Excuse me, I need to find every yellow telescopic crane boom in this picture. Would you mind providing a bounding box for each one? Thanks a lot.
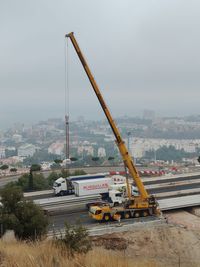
[65,32,149,201]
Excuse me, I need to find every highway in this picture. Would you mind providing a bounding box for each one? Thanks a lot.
[25,171,200,201]
[0,175,21,187]
[33,174,200,211]
[48,194,200,232]
[49,210,162,233]
[3,168,200,233]
[143,174,200,185]
[28,171,200,233]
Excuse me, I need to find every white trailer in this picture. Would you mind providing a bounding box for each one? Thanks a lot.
[53,173,107,196]
[73,178,112,197]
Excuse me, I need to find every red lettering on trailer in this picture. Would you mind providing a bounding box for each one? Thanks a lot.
[83,183,108,191]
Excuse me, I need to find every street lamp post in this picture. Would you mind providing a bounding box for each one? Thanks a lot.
[127,132,131,153]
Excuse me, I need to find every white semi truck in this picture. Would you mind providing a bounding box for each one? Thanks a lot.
[53,173,138,207]
[73,178,139,208]
[53,173,109,196]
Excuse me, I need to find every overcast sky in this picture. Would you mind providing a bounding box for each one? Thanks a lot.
[0,0,200,129]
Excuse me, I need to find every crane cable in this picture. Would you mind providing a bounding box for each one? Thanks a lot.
[64,37,70,161]
[64,38,70,116]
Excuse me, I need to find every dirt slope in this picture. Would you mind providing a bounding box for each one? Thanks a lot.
[92,215,200,267]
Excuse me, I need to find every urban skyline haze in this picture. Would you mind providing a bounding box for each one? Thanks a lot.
[1,1,200,129]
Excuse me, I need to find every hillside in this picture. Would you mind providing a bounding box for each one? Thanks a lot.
[1,213,200,267]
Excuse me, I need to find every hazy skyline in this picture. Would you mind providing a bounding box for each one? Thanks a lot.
[1,1,200,129]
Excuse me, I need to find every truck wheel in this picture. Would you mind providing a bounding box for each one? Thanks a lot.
[103,214,111,221]
[124,212,130,219]
[60,191,64,196]
[114,202,119,207]
[134,212,140,218]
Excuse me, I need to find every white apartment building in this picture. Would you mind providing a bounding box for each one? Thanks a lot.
[77,145,94,156]
[12,134,22,143]
[0,146,5,159]
[48,142,65,156]
[18,144,36,157]
[98,147,106,158]
[129,138,200,158]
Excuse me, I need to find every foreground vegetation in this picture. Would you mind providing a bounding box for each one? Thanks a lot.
[0,185,48,240]
[0,239,158,267]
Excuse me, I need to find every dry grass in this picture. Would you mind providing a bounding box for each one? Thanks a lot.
[0,236,198,267]
[0,239,159,267]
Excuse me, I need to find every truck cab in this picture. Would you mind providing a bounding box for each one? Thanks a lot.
[106,184,139,206]
[108,190,124,206]
[53,177,73,196]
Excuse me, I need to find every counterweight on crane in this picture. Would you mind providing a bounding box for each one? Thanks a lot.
[65,32,160,221]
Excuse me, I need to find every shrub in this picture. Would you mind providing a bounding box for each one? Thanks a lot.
[0,165,9,170]
[55,222,91,256]
[10,168,17,172]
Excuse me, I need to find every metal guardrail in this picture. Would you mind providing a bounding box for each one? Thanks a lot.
[34,194,101,209]
[48,217,166,238]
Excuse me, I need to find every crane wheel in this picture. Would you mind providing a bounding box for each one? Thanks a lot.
[124,212,130,219]
[103,214,111,221]
[134,212,140,218]
[142,211,149,217]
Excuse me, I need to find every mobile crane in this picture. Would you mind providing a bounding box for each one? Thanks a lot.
[65,32,160,221]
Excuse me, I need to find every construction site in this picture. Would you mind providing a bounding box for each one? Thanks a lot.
[1,1,200,267]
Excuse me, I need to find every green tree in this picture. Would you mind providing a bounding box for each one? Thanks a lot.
[48,172,59,186]
[29,164,42,191]
[0,165,9,170]
[72,170,86,176]
[54,159,63,164]
[50,162,61,170]
[108,156,115,165]
[0,186,48,240]
[14,201,48,240]
[15,174,27,190]
[1,185,23,213]
[92,157,99,162]
[56,222,91,256]
[10,168,17,173]
[31,173,49,190]
[59,169,70,178]
[30,164,41,172]
[9,173,49,192]
[70,157,78,162]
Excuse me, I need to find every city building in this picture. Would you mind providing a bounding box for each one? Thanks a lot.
[77,145,94,156]
[12,134,22,143]
[0,146,5,159]
[48,141,65,156]
[98,147,106,157]
[18,144,37,157]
